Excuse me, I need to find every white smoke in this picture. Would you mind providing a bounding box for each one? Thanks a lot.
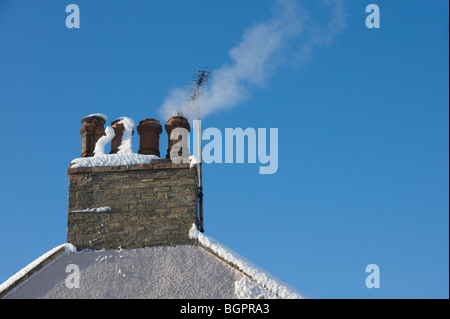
[158,0,347,120]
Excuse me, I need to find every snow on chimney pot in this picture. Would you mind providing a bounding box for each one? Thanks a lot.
[171,110,184,117]
[109,119,135,154]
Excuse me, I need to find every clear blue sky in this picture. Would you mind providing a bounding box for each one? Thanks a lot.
[0,0,448,299]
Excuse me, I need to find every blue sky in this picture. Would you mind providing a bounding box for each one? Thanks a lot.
[0,0,448,299]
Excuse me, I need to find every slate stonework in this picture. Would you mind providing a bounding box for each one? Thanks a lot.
[67,159,198,251]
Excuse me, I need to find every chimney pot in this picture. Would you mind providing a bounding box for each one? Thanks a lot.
[137,119,163,156]
[80,115,106,157]
[165,112,191,160]
[110,119,135,154]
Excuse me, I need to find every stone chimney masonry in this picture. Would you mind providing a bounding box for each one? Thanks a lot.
[67,114,199,251]
[67,160,198,251]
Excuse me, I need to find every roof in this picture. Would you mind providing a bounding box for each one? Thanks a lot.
[1,230,305,299]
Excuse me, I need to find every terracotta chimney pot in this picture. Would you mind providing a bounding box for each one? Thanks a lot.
[80,115,106,158]
[137,118,163,156]
[165,111,191,160]
[109,119,135,154]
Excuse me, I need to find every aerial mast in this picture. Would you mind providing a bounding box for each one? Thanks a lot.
[191,67,210,233]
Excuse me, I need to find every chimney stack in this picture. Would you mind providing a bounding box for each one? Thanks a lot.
[80,114,106,158]
[69,113,200,251]
[137,119,163,157]
[109,119,135,154]
[165,111,191,160]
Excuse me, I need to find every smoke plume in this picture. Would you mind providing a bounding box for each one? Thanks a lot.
[158,0,347,120]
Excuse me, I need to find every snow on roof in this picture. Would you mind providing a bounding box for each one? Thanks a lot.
[70,154,160,168]
[1,233,305,299]
[189,224,305,299]
[1,245,242,299]
[0,244,76,298]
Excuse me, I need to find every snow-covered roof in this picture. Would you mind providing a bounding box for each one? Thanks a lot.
[1,230,305,299]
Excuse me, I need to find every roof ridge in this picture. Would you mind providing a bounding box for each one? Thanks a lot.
[0,243,76,298]
[188,224,306,299]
